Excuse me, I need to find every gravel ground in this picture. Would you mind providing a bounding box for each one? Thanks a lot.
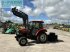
[0,28,70,52]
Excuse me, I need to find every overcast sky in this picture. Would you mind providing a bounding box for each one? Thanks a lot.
[0,0,70,24]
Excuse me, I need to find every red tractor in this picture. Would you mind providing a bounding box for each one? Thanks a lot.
[12,7,58,46]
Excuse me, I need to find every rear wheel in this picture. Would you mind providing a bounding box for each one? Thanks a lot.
[37,33,47,43]
[18,37,27,46]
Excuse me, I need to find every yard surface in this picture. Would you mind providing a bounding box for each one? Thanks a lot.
[0,28,70,52]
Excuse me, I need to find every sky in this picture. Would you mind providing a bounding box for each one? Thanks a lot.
[0,0,70,24]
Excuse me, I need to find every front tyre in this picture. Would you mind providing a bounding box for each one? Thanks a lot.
[37,33,47,43]
[18,37,27,46]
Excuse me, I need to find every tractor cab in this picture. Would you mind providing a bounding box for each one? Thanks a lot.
[28,21,44,36]
[29,21,44,30]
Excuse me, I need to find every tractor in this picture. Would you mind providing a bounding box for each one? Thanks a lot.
[11,7,58,46]
[2,22,16,34]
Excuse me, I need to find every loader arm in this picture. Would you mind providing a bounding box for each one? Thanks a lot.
[11,7,28,28]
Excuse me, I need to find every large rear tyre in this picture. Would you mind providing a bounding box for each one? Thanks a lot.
[37,33,47,43]
[18,37,27,46]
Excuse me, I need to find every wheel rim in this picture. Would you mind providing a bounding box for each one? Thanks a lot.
[40,34,47,42]
[21,39,26,44]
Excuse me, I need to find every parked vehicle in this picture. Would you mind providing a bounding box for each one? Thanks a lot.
[12,7,58,46]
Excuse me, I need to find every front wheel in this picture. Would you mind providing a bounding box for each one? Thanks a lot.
[18,37,28,46]
[37,33,47,43]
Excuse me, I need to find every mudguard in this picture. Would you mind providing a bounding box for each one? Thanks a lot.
[36,28,47,36]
